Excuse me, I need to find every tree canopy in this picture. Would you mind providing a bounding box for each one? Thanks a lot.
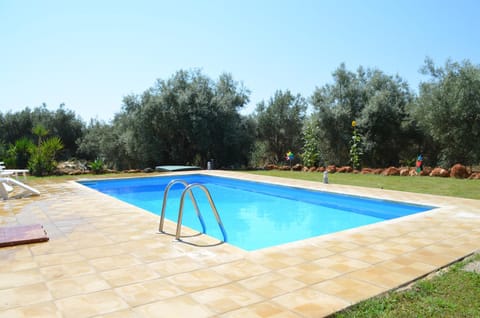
[413,58,480,167]
[2,58,480,174]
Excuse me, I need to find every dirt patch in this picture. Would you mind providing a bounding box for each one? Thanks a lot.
[463,260,480,273]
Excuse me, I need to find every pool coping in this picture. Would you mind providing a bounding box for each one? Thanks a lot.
[1,170,479,317]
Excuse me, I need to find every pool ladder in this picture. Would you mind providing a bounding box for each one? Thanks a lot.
[158,179,227,242]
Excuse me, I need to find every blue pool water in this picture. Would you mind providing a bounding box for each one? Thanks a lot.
[79,174,434,251]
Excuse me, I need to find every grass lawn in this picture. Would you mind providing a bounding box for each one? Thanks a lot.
[245,170,480,200]
[244,170,480,317]
[333,253,480,318]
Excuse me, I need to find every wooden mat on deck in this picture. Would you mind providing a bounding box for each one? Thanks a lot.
[0,224,49,247]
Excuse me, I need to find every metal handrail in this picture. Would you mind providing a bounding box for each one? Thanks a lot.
[158,179,206,234]
[175,183,227,242]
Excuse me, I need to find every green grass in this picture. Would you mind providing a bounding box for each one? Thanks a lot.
[332,254,480,318]
[242,170,480,317]
[245,170,480,200]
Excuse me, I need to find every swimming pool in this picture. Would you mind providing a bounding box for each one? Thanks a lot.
[79,174,434,251]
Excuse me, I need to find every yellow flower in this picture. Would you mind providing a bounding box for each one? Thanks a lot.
[352,120,356,127]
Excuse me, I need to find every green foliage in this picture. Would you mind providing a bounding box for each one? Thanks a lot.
[311,64,415,167]
[89,158,105,174]
[414,58,480,167]
[301,117,320,167]
[349,121,362,169]
[91,69,254,170]
[2,61,480,170]
[0,104,84,160]
[28,126,63,176]
[255,90,307,164]
[76,119,130,170]
[249,140,270,168]
[5,137,34,168]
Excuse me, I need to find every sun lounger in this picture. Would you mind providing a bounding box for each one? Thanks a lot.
[0,162,29,181]
[0,177,40,200]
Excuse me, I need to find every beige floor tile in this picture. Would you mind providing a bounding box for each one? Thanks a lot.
[210,259,270,281]
[147,255,205,277]
[130,246,184,263]
[272,288,350,317]
[134,295,214,317]
[238,272,306,298]
[2,171,480,318]
[0,301,60,318]
[0,269,44,289]
[344,266,414,290]
[40,260,96,280]
[377,255,438,278]
[95,309,139,318]
[29,238,76,256]
[77,245,127,259]
[278,244,336,261]
[311,254,371,274]
[278,263,342,285]
[34,251,86,267]
[191,283,265,314]
[404,247,467,267]
[340,247,396,264]
[55,290,129,318]
[0,283,52,310]
[0,257,37,273]
[100,264,160,287]
[0,245,32,261]
[114,278,184,307]
[246,251,305,270]
[89,254,142,272]
[218,301,302,318]
[312,276,385,303]
[314,239,360,253]
[46,274,111,299]
[166,268,231,293]
[367,240,418,255]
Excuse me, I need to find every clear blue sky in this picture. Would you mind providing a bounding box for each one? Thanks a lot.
[1,0,479,122]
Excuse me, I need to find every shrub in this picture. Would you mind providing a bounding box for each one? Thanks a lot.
[89,158,105,174]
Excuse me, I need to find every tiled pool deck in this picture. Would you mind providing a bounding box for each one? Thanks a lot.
[1,170,479,317]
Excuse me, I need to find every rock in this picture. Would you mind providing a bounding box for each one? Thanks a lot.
[361,168,373,174]
[423,166,433,175]
[337,166,353,173]
[143,167,154,173]
[430,167,449,177]
[400,168,410,176]
[308,167,317,172]
[124,169,141,173]
[409,169,418,176]
[316,167,325,172]
[382,167,400,176]
[326,165,337,173]
[56,160,89,175]
[292,164,303,171]
[373,168,384,175]
[468,172,480,180]
[450,164,469,179]
[264,164,277,170]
